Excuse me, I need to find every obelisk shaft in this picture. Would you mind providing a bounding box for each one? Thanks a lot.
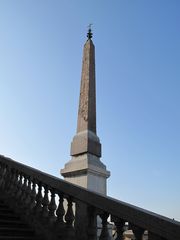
[77,39,96,134]
[70,39,101,157]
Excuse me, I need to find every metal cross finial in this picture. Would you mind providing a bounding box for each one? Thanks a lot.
[87,24,93,39]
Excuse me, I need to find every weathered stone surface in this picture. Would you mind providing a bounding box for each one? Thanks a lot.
[77,39,96,134]
[70,130,101,157]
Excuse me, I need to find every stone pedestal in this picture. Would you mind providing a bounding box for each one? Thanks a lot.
[61,152,110,195]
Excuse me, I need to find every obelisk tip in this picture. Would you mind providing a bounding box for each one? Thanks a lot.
[87,24,93,40]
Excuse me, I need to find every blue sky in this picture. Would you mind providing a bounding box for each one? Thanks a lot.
[0,1,179,220]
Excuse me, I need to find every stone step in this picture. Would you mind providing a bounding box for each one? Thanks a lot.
[0,219,27,227]
[0,212,20,220]
[0,237,42,240]
[0,196,43,240]
[0,208,14,214]
[0,203,9,209]
[0,227,35,237]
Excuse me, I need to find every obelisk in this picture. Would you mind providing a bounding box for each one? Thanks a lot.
[61,27,110,195]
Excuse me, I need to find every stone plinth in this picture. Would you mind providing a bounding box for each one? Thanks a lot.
[70,130,101,157]
[61,153,110,194]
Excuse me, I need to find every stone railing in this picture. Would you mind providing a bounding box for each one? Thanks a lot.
[0,155,179,240]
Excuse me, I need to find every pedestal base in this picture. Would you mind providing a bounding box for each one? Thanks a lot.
[60,153,110,195]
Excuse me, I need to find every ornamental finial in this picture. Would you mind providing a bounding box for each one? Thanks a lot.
[87,24,93,39]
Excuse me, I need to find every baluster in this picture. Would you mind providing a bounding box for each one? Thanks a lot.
[21,177,32,217]
[34,182,43,215]
[41,185,49,218]
[48,189,57,223]
[55,193,65,237]
[99,212,111,240]
[64,197,75,239]
[130,224,144,240]
[24,177,32,206]
[56,193,65,226]
[30,179,36,210]
[20,175,28,204]
[16,173,23,201]
[111,216,125,240]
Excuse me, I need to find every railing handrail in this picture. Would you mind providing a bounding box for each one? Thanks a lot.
[0,154,180,239]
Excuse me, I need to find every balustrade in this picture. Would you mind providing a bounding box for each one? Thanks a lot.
[0,155,179,240]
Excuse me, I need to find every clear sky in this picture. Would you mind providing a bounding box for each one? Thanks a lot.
[0,1,179,221]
